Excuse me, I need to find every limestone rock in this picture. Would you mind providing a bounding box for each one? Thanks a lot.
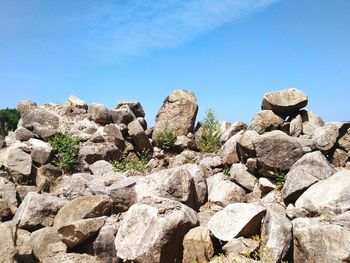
[15,127,36,141]
[314,122,340,151]
[116,101,145,118]
[282,151,335,202]
[182,226,215,263]
[54,195,112,228]
[88,103,111,124]
[30,227,67,262]
[0,221,16,263]
[208,203,266,241]
[258,177,276,194]
[221,130,244,165]
[153,90,198,139]
[293,217,350,263]
[16,185,39,202]
[229,163,257,192]
[300,110,324,135]
[102,124,125,149]
[13,192,67,230]
[36,164,62,192]
[114,196,198,262]
[16,229,33,261]
[261,88,308,116]
[28,138,53,164]
[6,147,32,175]
[295,169,350,214]
[254,130,303,177]
[247,110,284,134]
[58,216,106,248]
[207,173,246,207]
[127,119,152,154]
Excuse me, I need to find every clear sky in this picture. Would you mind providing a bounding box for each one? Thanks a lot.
[1,0,349,124]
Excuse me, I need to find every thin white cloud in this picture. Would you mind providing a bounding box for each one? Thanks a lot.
[76,0,280,60]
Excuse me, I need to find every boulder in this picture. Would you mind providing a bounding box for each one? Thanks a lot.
[220,121,247,144]
[258,177,276,194]
[79,142,121,164]
[261,88,308,116]
[260,209,292,262]
[229,163,257,192]
[89,160,115,176]
[127,119,152,154]
[32,122,58,141]
[13,192,67,230]
[16,185,39,202]
[58,216,106,248]
[289,114,303,137]
[43,253,104,263]
[253,130,303,177]
[339,128,350,152]
[54,195,112,228]
[295,169,350,214]
[28,138,53,164]
[223,237,259,258]
[220,130,244,165]
[237,130,260,162]
[17,99,37,116]
[15,127,36,141]
[102,124,125,149]
[330,148,349,167]
[314,122,340,151]
[207,173,246,207]
[116,101,145,118]
[59,173,94,199]
[88,103,111,124]
[6,147,32,175]
[114,196,198,262]
[30,227,67,262]
[21,108,59,130]
[208,203,266,241]
[247,110,284,134]
[182,226,215,263]
[68,95,87,109]
[110,105,136,125]
[282,151,335,202]
[152,90,198,139]
[36,164,62,192]
[0,221,16,262]
[300,110,324,135]
[293,217,350,263]
[0,177,18,215]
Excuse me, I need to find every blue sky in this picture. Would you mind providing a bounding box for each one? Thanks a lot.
[0,0,349,124]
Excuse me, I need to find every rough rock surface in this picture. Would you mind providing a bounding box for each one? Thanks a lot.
[248,110,284,134]
[229,163,256,192]
[300,110,324,135]
[314,122,340,151]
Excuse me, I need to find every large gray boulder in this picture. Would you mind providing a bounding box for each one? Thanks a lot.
[314,122,340,152]
[13,192,67,230]
[254,130,303,177]
[293,217,350,263]
[152,90,198,140]
[295,169,350,214]
[247,110,284,134]
[114,196,198,262]
[208,203,266,241]
[261,88,308,116]
[282,151,335,202]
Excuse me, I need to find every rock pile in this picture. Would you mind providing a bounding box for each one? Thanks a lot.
[0,88,349,263]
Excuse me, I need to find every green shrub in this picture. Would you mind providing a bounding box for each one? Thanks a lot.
[197,109,221,153]
[112,150,149,173]
[276,172,286,190]
[49,129,79,172]
[156,122,177,150]
[0,108,20,135]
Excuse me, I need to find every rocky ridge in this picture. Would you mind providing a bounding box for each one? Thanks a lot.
[0,88,349,263]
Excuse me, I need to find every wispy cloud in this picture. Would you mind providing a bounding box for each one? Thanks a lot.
[74,0,280,60]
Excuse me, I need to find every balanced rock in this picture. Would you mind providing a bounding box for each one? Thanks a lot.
[261,88,308,116]
[114,196,198,262]
[208,203,266,241]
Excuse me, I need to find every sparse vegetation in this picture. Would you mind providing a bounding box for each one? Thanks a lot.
[49,128,79,172]
[197,109,221,153]
[223,165,230,176]
[112,150,150,173]
[0,108,20,135]
[156,121,177,150]
[276,172,286,190]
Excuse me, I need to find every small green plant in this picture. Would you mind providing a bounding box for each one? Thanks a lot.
[197,109,221,153]
[276,172,286,190]
[223,165,230,176]
[49,129,79,172]
[112,150,149,173]
[0,108,20,135]
[156,121,177,150]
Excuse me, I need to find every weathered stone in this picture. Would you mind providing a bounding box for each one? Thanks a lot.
[13,192,67,230]
[36,164,62,192]
[88,103,111,124]
[0,221,16,262]
[137,117,147,130]
[207,173,246,207]
[295,169,350,214]
[54,195,112,228]
[43,253,104,263]
[28,138,53,164]
[16,228,33,261]
[0,199,12,220]
[229,163,256,192]
[59,173,94,199]
[254,130,303,177]
[258,177,276,194]
[21,108,59,130]
[330,148,349,167]
[79,142,121,164]
[223,237,259,258]
[114,196,198,262]
[198,202,222,228]
[314,122,339,151]
[16,185,39,202]
[174,135,195,151]
[237,130,260,162]
[221,130,244,165]
[282,151,335,202]
[116,101,145,118]
[182,226,215,263]
[261,88,308,116]
[15,127,36,141]
[127,119,152,154]
[68,95,87,109]
[293,217,350,263]
[32,122,58,141]
[30,227,67,262]
[199,156,223,169]
[89,160,115,176]
[297,134,316,153]
[0,177,17,215]
[58,216,106,248]
[220,121,247,144]
[260,209,292,262]
[339,128,350,152]
[153,90,198,140]
[102,124,125,149]
[6,147,32,175]
[289,114,302,137]
[248,110,284,134]
[110,105,136,125]
[300,110,324,135]
[208,203,266,241]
